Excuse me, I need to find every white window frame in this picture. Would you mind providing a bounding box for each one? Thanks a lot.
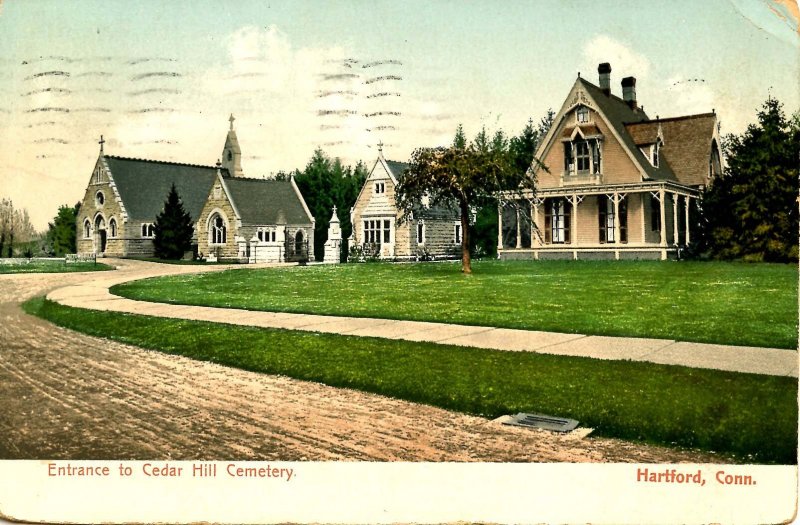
[552,200,567,243]
[363,218,391,245]
[83,219,91,239]
[374,181,386,194]
[576,106,589,123]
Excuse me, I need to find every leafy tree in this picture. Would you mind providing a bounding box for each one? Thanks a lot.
[46,202,81,256]
[397,126,536,274]
[0,199,37,257]
[698,98,799,262]
[294,149,367,261]
[153,184,194,260]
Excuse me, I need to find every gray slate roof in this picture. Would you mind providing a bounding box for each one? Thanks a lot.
[104,156,219,222]
[223,177,311,225]
[577,77,678,182]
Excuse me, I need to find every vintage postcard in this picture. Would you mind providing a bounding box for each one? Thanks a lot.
[0,0,798,523]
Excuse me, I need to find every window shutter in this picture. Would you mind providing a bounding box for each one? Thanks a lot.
[564,143,571,171]
[620,200,628,243]
[544,201,552,244]
[564,200,571,244]
[598,196,607,243]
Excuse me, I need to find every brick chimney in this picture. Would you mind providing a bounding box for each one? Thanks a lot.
[598,63,611,96]
[621,76,637,109]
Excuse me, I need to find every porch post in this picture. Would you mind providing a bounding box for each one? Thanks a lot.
[659,188,667,247]
[672,192,679,245]
[640,193,646,244]
[613,192,620,245]
[497,200,503,252]
[684,196,691,245]
[515,203,522,249]
[570,195,579,247]
[531,200,537,247]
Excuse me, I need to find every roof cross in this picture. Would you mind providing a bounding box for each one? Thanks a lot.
[99,135,105,154]
[377,140,384,155]
[229,114,235,131]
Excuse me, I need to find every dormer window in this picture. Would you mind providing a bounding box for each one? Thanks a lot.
[564,138,602,175]
[652,139,662,168]
[576,106,589,123]
[375,182,386,194]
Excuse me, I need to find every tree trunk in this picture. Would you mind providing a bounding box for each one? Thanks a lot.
[460,200,471,274]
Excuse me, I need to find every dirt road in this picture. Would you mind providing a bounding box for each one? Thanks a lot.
[0,262,720,462]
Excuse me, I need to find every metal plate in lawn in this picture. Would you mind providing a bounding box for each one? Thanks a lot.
[501,412,579,432]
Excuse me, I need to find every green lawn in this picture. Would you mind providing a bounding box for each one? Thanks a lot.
[23,296,798,463]
[0,260,113,274]
[113,260,798,349]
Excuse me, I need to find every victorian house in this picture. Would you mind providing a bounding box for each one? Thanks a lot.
[498,63,723,260]
[76,116,315,262]
[349,146,462,260]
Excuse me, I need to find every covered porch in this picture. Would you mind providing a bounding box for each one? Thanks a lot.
[497,181,700,261]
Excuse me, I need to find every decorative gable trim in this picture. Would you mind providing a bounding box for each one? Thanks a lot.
[215,172,242,227]
[98,156,129,223]
[290,175,315,223]
[533,78,650,180]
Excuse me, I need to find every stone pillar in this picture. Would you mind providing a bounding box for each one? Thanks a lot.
[515,204,522,249]
[685,196,691,246]
[323,206,342,264]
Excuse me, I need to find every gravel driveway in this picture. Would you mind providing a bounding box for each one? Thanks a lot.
[0,262,720,462]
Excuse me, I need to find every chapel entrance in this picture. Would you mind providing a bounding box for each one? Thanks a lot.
[94,215,107,254]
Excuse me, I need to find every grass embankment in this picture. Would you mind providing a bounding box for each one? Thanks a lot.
[24,297,798,463]
[113,260,798,349]
[0,260,113,274]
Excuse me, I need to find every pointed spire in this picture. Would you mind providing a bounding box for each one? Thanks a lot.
[330,205,339,223]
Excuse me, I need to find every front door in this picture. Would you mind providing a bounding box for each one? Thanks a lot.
[99,229,107,253]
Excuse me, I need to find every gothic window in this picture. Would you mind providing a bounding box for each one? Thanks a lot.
[141,223,155,238]
[109,218,117,238]
[210,214,226,244]
[95,191,105,206]
[94,168,102,184]
[417,222,425,245]
[544,198,570,244]
[83,219,91,239]
[257,228,276,242]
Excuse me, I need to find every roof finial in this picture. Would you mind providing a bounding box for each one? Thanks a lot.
[229,114,235,131]
[377,140,384,156]
[99,134,105,154]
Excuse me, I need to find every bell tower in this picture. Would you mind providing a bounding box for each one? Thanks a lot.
[221,114,243,177]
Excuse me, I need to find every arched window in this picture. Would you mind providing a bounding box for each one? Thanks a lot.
[84,219,91,239]
[95,191,105,206]
[109,218,117,238]
[141,223,155,238]
[210,214,227,244]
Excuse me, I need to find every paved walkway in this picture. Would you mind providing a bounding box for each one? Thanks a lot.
[45,258,798,378]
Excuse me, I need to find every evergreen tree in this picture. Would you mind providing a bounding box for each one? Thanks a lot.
[46,202,80,256]
[698,98,799,262]
[153,184,194,260]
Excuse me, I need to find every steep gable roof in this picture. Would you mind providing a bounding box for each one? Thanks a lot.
[575,77,678,182]
[104,156,220,222]
[222,176,312,225]
[658,113,717,187]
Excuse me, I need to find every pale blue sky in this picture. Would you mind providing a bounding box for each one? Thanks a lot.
[0,0,797,228]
